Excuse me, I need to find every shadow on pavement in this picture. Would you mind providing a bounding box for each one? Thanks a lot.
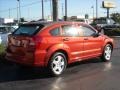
[0,58,103,83]
[68,58,102,68]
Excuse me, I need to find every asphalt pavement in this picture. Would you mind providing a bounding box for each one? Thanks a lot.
[0,37,120,90]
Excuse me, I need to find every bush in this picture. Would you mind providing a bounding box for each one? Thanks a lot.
[0,44,5,60]
[0,44,5,53]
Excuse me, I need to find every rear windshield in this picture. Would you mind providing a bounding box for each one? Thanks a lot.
[13,24,44,36]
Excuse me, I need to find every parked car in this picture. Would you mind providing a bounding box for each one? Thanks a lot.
[91,18,120,32]
[76,19,91,24]
[0,25,16,45]
[5,21,114,76]
[12,25,18,29]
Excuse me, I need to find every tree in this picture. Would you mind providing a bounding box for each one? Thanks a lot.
[111,13,120,23]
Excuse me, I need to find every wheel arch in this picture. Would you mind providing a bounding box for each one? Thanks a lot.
[106,42,113,50]
[51,49,69,63]
[104,41,114,52]
[103,38,114,51]
[47,49,68,76]
[45,48,70,67]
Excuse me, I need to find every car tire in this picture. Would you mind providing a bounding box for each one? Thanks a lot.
[48,52,67,76]
[101,44,112,62]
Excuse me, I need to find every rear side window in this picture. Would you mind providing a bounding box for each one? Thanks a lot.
[50,28,60,36]
[13,25,44,36]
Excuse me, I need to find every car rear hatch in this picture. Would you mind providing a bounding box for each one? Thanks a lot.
[8,35,35,55]
[6,24,45,64]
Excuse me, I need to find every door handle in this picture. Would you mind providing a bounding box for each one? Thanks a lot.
[63,38,69,41]
[84,38,88,40]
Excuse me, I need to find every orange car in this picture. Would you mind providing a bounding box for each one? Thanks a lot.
[5,21,114,76]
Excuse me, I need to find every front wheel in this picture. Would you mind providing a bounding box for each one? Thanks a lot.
[48,52,67,76]
[101,44,112,62]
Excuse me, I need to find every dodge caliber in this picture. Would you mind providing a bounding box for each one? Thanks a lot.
[5,21,114,76]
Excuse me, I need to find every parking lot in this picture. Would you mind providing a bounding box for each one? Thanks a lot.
[0,37,119,90]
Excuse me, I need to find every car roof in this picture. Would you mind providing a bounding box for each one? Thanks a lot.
[21,21,87,27]
[21,21,53,26]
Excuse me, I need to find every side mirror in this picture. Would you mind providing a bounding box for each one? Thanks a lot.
[93,32,100,37]
[95,26,102,33]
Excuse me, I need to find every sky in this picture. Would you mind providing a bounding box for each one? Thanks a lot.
[0,0,120,20]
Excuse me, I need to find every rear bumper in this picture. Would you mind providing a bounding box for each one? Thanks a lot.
[5,52,34,66]
[5,50,47,67]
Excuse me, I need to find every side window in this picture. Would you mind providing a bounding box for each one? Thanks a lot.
[81,26,96,36]
[78,26,84,36]
[50,28,60,36]
[62,25,79,37]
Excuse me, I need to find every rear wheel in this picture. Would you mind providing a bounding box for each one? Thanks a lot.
[48,52,67,76]
[101,44,112,62]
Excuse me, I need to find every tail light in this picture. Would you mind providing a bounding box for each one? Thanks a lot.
[7,34,12,46]
[29,38,36,46]
[27,36,42,52]
[27,37,36,52]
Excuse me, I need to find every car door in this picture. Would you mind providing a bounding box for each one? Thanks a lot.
[79,25,103,58]
[62,24,84,62]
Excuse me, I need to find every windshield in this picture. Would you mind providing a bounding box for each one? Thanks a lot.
[13,25,44,36]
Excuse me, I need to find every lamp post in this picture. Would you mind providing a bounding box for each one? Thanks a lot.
[41,0,44,20]
[64,0,67,21]
[17,0,21,23]
[62,3,64,18]
[91,6,94,19]
[50,0,52,20]
[9,8,11,18]
[107,8,110,18]
[96,0,98,18]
